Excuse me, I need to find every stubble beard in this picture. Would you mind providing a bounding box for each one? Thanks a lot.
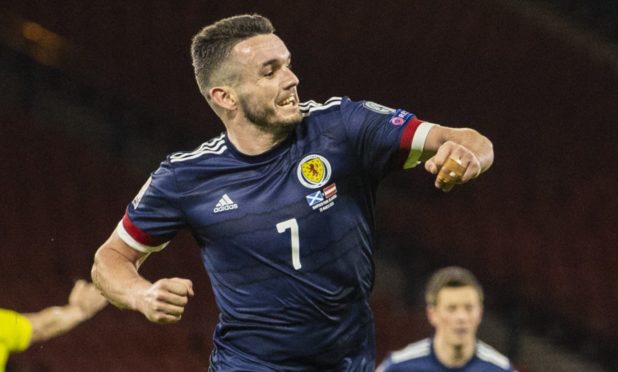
[240,97,302,138]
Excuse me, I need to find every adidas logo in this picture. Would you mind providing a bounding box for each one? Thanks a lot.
[213,194,238,213]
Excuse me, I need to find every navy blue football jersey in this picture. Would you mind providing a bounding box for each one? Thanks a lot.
[377,338,515,372]
[117,97,434,370]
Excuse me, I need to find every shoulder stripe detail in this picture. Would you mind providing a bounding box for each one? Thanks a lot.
[298,99,319,108]
[170,134,227,163]
[298,96,342,108]
[324,96,342,104]
[390,338,431,363]
[476,341,511,370]
[299,97,342,114]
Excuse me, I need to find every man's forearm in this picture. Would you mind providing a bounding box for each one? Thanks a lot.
[91,245,150,312]
[25,305,88,343]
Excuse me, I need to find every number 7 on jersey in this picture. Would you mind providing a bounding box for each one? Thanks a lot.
[276,218,302,270]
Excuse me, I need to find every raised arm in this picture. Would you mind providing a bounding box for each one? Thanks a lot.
[420,124,494,192]
[91,230,194,324]
[24,280,107,343]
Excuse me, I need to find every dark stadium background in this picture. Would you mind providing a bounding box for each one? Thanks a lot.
[0,1,616,371]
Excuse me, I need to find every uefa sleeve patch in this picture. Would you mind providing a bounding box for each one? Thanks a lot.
[389,109,414,126]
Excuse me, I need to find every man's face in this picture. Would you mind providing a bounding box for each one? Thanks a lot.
[228,33,302,135]
[427,286,483,348]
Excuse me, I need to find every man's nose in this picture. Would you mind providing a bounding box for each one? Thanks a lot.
[453,308,469,320]
[282,67,299,89]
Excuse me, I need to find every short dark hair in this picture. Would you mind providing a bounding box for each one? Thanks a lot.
[424,266,484,306]
[191,14,275,95]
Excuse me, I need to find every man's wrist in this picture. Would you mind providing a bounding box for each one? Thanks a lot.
[128,279,151,313]
[63,304,90,323]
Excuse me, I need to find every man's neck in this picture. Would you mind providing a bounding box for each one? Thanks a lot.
[433,335,476,368]
[225,123,290,156]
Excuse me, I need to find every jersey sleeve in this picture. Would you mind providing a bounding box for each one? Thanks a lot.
[339,97,435,178]
[0,308,33,353]
[117,159,186,253]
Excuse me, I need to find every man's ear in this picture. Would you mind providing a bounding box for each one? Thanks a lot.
[209,86,237,111]
[479,305,484,324]
[426,305,437,327]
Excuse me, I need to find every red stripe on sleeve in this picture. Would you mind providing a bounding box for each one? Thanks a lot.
[391,117,423,169]
[399,117,423,151]
[122,212,166,247]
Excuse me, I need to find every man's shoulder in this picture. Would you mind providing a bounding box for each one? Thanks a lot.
[299,96,403,132]
[389,338,432,364]
[475,340,514,371]
[142,133,230,192]
[167,133,229,166]
[299,96,345,118]
[378,338,433,372]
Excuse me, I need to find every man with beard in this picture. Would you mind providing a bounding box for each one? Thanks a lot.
[91,14,494,371]
[377,267,515,371]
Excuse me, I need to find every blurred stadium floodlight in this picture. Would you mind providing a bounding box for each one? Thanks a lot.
[0,10,76,70]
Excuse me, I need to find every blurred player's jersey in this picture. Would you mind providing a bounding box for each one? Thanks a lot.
[119,97,433,370]
[377,338,515,372]
[0,309,32,371]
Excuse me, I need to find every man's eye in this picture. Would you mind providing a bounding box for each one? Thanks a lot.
[264,71,274,77]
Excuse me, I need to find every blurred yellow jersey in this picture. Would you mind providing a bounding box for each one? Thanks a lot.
[0,308,32,372]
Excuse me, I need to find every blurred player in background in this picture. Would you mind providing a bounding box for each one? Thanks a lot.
[91,14,494,370]
[0,280,107,371]
[377,267,515,371]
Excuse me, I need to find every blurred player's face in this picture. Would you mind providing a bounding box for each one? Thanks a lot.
[427,286,482,349]
[229,34,302,135]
